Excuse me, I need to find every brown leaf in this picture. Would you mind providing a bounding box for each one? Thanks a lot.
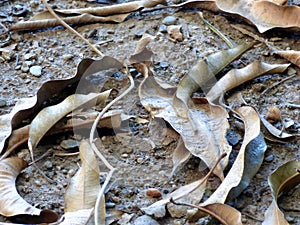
[28,91,111,152]
[202,106,261,205]
[59,208,94,225]
[0,56,123,156]
[139,75,231,180]
[0,157,58,223]
[276,50,300,68]
[262,160,300,225]
[10,0,166,31]
[129,33,155,63]
[206,61,289,102]
[216,0,300,33]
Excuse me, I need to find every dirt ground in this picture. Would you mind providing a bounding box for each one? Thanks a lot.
[0,0,299,224]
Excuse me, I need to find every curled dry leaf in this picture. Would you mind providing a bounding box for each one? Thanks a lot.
[0,157,58,223]
[0,56,123,156]
[206,61,290,102]
[202,106,261,205]
[276,50,300,68]
[28,91,111,152]
[129,33,155,63]
[262,160,300,225]
[59,208,94,225]
[10,0,166,31]
[139,75,231,180]
[174,43,254,116]
[64,140,105,224]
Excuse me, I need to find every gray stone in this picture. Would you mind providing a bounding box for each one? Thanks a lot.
[0,98,7,107]
[159,24,167,33]
[134,215,160,225]
[264,154,274,162]
[21,63,29,73]
[30,65,42,77]
[60,139,80,149]
[134,29,145,38]
[162,16,177,25]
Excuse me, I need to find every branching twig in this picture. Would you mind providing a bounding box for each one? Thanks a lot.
[260,74,296,96]
[90,74,134,225]
[41,0,105,57]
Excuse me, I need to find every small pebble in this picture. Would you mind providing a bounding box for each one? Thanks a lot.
[158,24,167,33]
[111,196,121,204]
[44,160,53,169]
[146,188,162,198]
[121,153,128,158]
[162,16,177,25]
[160,61,168,69]
[21,63,29,73]
[0,57,5,63]
[287,67,296,76]
[167,25,183,42]
[134,215,160,225]
[266,106,282,122]
[105,202,116,208]
[60,139,80,149]
[24,52,36,60]
[136,157,143,164]
[61,54,73,61]
[0,98,7,107]
[134,29,145,38]
[68,169,76,176]
[286,215,294,222]
[264,154,274,162]
[34,180,42,187]
[30,65,42,77]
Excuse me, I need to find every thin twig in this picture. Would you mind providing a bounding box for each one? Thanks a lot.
[198,12,235,48]
[41,0,105,57]
[260,74,296,96]
[90,74,134,225]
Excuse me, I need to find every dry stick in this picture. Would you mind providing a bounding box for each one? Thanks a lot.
[41,0,104,57]
[90,75,134,225]
[260,74,296,95]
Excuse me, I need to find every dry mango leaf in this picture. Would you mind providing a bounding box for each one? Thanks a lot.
[139,75,230,180]
[28,91,111,152]
[143,153,225,218]
[174,42,254,115]
[0,157,58,223]
[262,160,300,225]
[64,140,105,223]
[10,0,166,31]
[215,0,300,33]
[276,50,300,68]
[206,61,290,102]
[0,56,123,156]
[60,208,94,225]
[202,106,261,205]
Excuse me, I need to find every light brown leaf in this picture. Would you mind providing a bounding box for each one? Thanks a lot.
[276,50,300,68]
[139,75,231,180]
[206,61,289,102]
[10,0,166,31]
[202,106,260,205]
[216,0,300,33]
[129,33,155,63]
[60,208,93,225]
[28,91,111,152]
[0,56,123,156]
[262,160,300,225]
[0,157,58,223]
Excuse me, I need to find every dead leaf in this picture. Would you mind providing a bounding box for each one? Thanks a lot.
[167,25,183,42]
[28,91,111,152]
[0,56,123,156]
[202,106,261,205]
[276,50,300,68]
[170,137,191,179]
[60,208,94,225]
[262,160,300,225]
[10,0,166,31]
[0,157,58,223]
[266,106,282,123]
[206,61,290,102]
[174,43,254,115]
[129,33,155,63]
[139,75,231,180]
[64,140,105,224]
[143,153,225,218]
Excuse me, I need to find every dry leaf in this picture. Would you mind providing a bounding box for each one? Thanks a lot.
[60,208,94,225]
[10,0,166,31]
[28,91,111,152]
[202,106,261,205]
[0,56,123,156]
[64,140,105,224]
[174,43,254,115]
[170,137,191,179]
[139,75,231,180]
[262,160,300,225]
[276,50,300,68]
[129,33,155,63]
[206,61,290,102]
[0,157,58,223]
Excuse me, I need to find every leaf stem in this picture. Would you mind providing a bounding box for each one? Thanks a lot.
[41,0,105,57]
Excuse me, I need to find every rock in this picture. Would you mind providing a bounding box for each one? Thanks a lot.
[60,139,80,149]
[21,63,29,73]
[30,65,42,77]
[105,202,115,208]
[0,98,7,107]
[160,61,168,69]
[24,52,36,60]
[226,130,241,146]
[264,154,274,162]
[162,16,177,25]
[134,215,160,225]
[44,160,53,170]
[61,54,73,61]
[146,188,162,198]
[159,24,167,33]
[134,29,145,38]
[266,106,282,122]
